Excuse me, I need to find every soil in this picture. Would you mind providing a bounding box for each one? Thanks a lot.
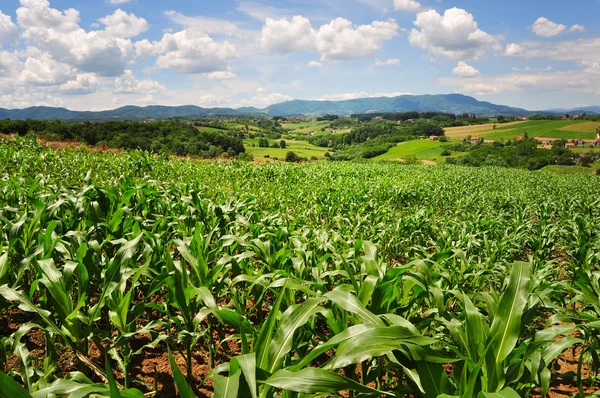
[1,307,599,397]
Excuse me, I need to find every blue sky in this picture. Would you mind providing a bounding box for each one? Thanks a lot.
[0,0,599,111]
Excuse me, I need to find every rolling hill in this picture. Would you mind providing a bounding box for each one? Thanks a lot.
[0,94,595,120]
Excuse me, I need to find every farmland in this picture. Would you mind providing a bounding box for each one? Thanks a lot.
[244,138,328,160]
[446,120,600,142]
[1,136,600,397]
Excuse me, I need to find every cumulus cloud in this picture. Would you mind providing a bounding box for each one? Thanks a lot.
[452,61,480,78]
[100,9,149,38]
[584,63,600,74]
[374,58,400,66]
[114,69,165,93]
[261,16,317,53]
[532,17,566,37]
[505,43,526,56]
[16,0,137,76]
[135,29,238,74]
[308,60,322,67]
[570,24,585,33]
[0,11,19,44]
[261,15,399,60]
[503,37,600,68]
[59,73,100,94]
[108,0,131,4]
[409,8,498,60]
[393,0,421,12]
[206,69,236,80]
[440,67,600,96]
[238,92,293,108]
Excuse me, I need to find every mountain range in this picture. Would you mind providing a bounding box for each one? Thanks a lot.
[0,94,595,120]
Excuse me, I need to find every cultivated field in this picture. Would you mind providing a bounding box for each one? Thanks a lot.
[244,138,328,160]
[444,121,526,139]
[445,120,600,142]
[1,137,600,397]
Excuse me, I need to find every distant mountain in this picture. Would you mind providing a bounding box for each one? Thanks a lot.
[0,105,263,121]
[264,94,531,116]
[0,94,596,120]
[543,106,600,115]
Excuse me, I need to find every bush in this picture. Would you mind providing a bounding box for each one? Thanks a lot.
[405,155,419,165]
[441,149,451,156]
[279,140,287,149]
[439,136,449,143]
[286,151,301,163]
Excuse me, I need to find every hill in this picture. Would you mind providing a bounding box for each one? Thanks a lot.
[0,94,597,120]
[264,94,531,116]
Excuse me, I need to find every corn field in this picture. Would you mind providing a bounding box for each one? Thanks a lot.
[1,137,600,397]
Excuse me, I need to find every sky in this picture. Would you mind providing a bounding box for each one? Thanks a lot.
[0,0,599,111]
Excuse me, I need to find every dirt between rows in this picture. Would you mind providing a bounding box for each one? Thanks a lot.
[0,307,598,397]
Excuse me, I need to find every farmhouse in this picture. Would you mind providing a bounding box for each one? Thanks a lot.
[429,135,440,141]
[565,143,575,148]
[470,137,481,144]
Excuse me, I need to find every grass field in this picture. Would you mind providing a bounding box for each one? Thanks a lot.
[283,121,331,133]
[244,138,328,160]
[541,163,600,175]
[373,139,443,160]
[373,139,469,163]
[444,122,525,139]
[445,120,600,141]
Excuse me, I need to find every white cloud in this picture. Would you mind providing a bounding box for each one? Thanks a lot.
[206,69,236,80]
[308,60,322,67]
[237,1,292,22]
[99,9,149,38]
[17,50,74,86]
[135,29,238,74]
[374,58,400,66]
[59,73,99,94]
[319,91,410,101]
[393,0,421,12]
[452,61,480,78]
[108,0,131,4]
[409,8,498,60]
[570,24,585,33]
[238,92,293,108]
[163,11,251,38]
[532,17,566,37]
[261,16,316,54]
[505,43,526,56]
[503,37,600,67]
[0,50,22,77]
[0,11,19,44]
[585,63,600,74]
[261,15,398,60]
[196,94,233,107]
[440,68,600,96]
[114,70,165,93]
[16,0,136,76]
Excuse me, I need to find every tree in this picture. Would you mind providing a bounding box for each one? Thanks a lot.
[285,151,300,163]
[497,115,506,122]
[279,140,287,149]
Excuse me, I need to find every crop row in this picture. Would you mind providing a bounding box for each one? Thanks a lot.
[0,137,599,397]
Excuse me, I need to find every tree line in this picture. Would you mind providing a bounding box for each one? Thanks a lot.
[0,119,246,158]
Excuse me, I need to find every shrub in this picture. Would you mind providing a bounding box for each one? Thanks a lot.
[286,151,301,163]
